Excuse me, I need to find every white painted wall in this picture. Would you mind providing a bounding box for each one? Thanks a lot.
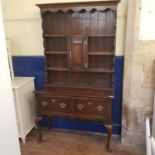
[139,0,155,40]
[0,1,21,155]
[2,0,127,56]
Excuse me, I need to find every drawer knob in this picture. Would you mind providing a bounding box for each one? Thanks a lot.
[51,99,56,103]
[88,102,93,106]
[60,102,66,109]
[97,105,104,111]
[77,104,84,110]
[41,101,48,107]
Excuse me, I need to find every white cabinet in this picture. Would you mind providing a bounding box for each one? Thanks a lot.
[12,77,36,143]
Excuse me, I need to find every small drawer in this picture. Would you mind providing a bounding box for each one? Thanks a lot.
[74,99,109,115]
[38,96,72,113]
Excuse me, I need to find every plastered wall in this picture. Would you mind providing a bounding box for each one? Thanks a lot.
[2,0,127,56]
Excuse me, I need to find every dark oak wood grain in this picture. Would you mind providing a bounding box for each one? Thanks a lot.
[36,1,118,152]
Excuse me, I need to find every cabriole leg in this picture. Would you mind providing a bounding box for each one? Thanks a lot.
[105,124,112,152]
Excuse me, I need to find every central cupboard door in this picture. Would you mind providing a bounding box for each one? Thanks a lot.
[69,36,88,70]
[69,35,84,70]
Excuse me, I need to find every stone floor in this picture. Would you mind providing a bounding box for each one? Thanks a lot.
[20,129,139,155]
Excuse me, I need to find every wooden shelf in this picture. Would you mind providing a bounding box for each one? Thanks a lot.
[89,52,114,56]
[44,34,66,37]
[87,68,114,73]
[45,51,67,55]
[45,84,114,92]
[44,34,115,37]
[46,67,68,71]
[46,67,113,73]
[88,34,115,37]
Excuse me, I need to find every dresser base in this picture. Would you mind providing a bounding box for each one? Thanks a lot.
[35,117,112,152]
[35,86,113,152]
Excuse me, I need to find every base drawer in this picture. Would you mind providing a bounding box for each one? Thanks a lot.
[38,96,72,113]
[74,98,110,115]
[36,94,112,123]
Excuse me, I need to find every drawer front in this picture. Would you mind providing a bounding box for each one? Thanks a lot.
[74,99,109,115]
[38,96,72,113]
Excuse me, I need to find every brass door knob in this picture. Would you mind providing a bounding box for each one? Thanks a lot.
[88,102,93,106]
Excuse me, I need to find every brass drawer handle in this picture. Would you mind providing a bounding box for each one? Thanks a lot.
[88,102,93,106]
[60,102,66,109]
[84,63,88,69]
[41,101,48,107]
[97,105,104,111]
[51,99,56,103]
[77,104,84,110]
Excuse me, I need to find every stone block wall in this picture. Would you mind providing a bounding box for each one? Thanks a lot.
[122,0,155,153]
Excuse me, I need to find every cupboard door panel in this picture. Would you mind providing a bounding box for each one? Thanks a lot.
[70,36,83,70]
